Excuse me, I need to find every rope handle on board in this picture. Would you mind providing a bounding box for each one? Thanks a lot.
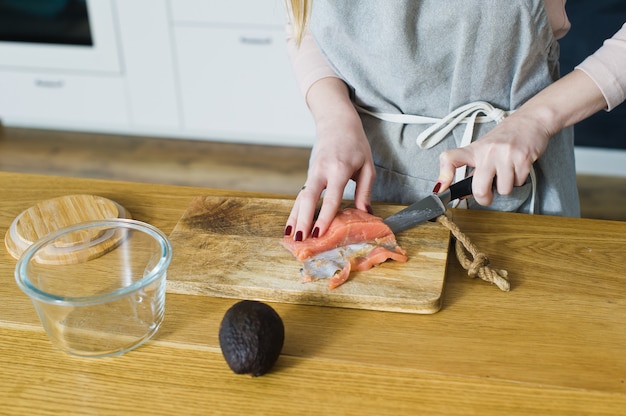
[436,213,510,291]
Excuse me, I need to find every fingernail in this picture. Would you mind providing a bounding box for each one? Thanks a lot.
[295,231,303,242]
[366,204,373,214]
[432,182,442,194]
[311,227,319,238]
[284,225,292,236]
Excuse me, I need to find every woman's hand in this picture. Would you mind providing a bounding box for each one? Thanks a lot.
[437,112,551,205]
[436,69,608,205]
[285,78,376,241]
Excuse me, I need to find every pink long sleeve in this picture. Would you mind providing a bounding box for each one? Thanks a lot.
[544,0,571,39]
[285,22,339,100]
[575,23,626,111]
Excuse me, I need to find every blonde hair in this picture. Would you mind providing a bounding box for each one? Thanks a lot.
[287,0,311,45]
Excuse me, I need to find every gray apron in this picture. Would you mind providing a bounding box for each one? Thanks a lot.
[309,0,580,216]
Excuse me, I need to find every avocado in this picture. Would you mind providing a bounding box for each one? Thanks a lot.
[218,300,285,377]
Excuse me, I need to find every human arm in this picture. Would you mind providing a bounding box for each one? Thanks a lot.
[285,16,339,97]
[436,23,626,206]
[283,20,377,241]
[284,77,376,241]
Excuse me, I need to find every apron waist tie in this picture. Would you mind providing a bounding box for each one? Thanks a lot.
[357,100,511,148]
[356,101,537,213]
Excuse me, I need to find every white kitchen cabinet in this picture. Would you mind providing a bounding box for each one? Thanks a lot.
[173,25,314,146]
[116,0,180,129]
[169,0,285,26]
[0,71,129,128]
[0,0,315,147]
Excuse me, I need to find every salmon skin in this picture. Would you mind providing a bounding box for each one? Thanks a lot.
[282,208,408,289]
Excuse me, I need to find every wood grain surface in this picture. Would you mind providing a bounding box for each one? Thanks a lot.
[2,173,626,416]
[4,194,131,262]
[167,196,450,313]
[2,126,624,221]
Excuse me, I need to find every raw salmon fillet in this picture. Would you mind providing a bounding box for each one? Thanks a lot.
[282,208,408,289]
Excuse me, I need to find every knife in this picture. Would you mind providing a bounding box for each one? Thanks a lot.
[383,176,475,234]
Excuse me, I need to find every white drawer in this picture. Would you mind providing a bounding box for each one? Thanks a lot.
[173,26,314,145]
[169,0,286,26]
[0,71,129,127]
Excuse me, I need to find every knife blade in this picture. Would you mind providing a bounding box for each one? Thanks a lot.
[383,176,474,234]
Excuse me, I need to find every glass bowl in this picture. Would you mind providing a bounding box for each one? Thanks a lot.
[15,218,172,358]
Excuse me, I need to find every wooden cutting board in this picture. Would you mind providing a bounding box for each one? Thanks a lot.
[166,196,451,314]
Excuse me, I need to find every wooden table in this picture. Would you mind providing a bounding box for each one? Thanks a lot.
[1,172,625,415]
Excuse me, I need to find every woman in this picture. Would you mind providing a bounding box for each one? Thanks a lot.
[284,0,626,241]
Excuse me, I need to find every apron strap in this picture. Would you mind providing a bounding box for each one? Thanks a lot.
[415,101,509,149]
[357,101,511,148]
[356,101,536,213]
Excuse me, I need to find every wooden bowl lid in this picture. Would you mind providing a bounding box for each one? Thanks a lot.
[4,194,131,261]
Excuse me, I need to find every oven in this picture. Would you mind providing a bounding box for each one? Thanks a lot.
[0,0,121,74]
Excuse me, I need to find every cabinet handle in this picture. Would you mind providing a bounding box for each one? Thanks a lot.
[35,79,65,88]
[239,36,273,46]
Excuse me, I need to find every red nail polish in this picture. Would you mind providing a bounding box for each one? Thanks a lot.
[432,182,442,194]
[295,231,303,242]
[284,225,293,236]
[311,227,319,238]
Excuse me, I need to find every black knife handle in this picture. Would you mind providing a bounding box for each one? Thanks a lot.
[448,176,474,201]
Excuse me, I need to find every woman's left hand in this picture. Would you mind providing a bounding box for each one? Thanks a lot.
[436,111,551,205]
[436,69,609,206]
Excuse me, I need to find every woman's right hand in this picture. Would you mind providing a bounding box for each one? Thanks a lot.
[284,78,376,241]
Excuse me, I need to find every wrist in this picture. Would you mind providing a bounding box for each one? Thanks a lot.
[513,70,607,136]
[306,77,362,132]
